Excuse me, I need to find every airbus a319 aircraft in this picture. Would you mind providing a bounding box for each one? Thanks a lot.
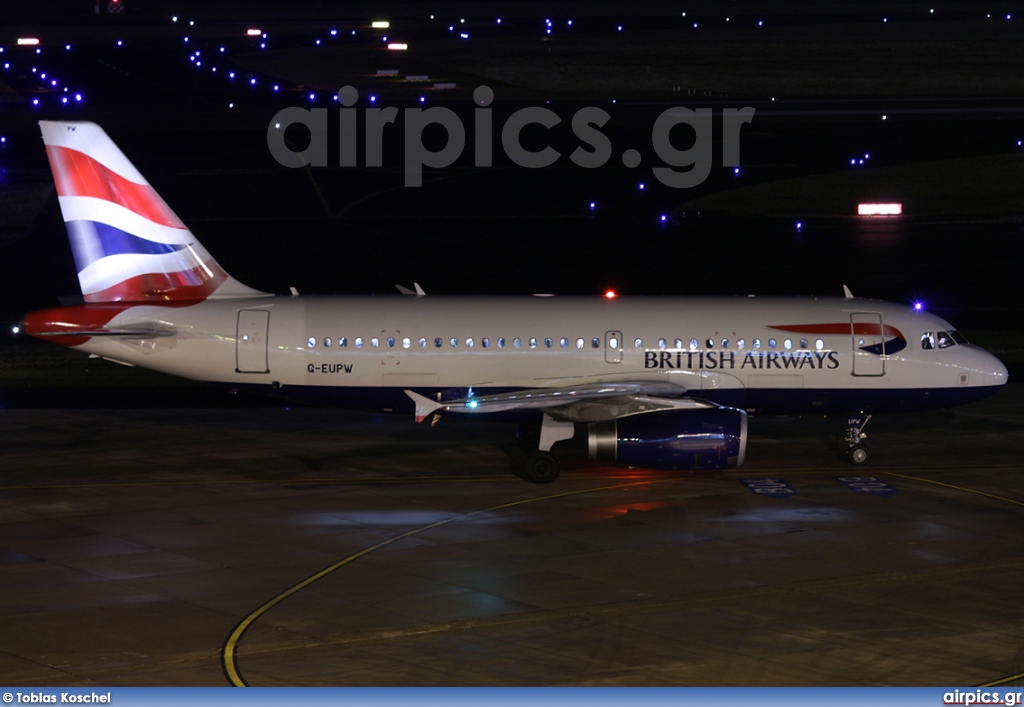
[22,121,1009,481]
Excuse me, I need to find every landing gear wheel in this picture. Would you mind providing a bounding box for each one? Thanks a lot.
[516,424,541,452]
[524,452,560,483]
[843,413,872,466]
[847,445,869,465]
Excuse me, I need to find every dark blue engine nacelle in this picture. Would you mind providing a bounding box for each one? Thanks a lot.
[586,407,748,470]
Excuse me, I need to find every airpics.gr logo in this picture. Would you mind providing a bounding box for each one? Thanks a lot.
[267,85,755,187]
[943,690,1023,706]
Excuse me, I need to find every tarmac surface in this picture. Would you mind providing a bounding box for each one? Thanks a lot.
[1,385,1022,686]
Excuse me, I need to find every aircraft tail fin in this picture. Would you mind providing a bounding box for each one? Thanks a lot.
[39,121,267,303]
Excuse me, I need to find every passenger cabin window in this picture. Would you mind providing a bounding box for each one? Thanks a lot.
[689,339,698,351]
[674,338,683,349]
[576,338,585,349]
[592,338,601,349]
[324,337,332,348]
[307,337,316,348]
[340,337,347,348]
[545,338,553,348]
[371,337,380,348]
[634,338,643,349]
[434,338,442,348]
[356,337,364,348]
[706,338,714,349]
[768,339,777,349]
[753,338,761,349]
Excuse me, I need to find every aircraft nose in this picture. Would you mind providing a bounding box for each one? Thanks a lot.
[975,346,1009,387]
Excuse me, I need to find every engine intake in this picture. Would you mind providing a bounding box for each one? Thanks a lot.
[587,407,747,470]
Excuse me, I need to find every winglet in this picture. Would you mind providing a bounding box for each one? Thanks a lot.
[404,390,442,423]
[842,285,854,299]
[396,283,427,297]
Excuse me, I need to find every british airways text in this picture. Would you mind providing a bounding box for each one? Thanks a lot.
[644,350,841,370]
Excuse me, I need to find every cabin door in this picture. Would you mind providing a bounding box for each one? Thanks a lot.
[236,309,270,374]
[850,312,885,376]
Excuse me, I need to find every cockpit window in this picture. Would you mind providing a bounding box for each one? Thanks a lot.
[923,330,965,349]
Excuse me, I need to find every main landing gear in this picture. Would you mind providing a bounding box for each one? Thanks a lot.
[844,413,872,465]
[520,414,575,483]
[524,452,561,484]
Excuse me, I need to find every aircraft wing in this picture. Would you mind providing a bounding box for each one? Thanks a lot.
[404,381,707,423]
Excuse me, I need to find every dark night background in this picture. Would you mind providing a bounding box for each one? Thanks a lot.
[2,0,1022,355]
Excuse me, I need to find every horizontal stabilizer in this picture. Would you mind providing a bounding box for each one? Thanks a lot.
[32,327,175,339]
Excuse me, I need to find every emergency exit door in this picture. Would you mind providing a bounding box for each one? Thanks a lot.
[605,331,623,363]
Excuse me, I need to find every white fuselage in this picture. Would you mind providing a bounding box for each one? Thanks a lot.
[68,295,1008,415]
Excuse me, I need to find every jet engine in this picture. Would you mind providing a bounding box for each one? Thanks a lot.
[586,407,747,470]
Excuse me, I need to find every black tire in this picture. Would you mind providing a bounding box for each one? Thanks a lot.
[524,452,560,483]
[516,424,541,452]
[847,445,869,465]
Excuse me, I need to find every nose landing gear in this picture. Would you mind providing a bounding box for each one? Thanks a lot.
[844,413,872,465]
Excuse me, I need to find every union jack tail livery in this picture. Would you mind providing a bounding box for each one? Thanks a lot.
[40,120,265,303]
